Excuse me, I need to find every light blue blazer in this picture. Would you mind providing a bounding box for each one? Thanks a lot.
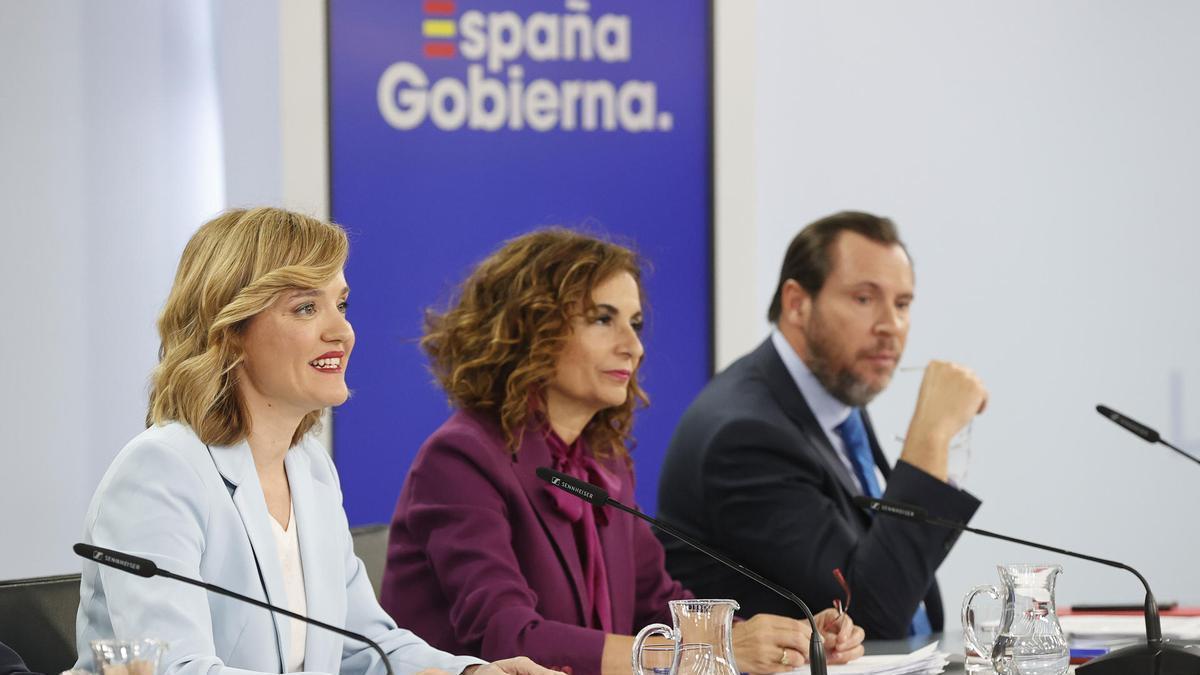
[75,422,484,675]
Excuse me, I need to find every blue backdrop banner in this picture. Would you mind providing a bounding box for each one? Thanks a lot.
[329,0,711,525]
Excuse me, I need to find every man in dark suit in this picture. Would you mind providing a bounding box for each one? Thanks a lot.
[658,211,987,641]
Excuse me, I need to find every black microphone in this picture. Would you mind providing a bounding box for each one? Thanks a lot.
[852,497,1200,675]
[74,543,395,675]
[536,467,829,675]
[1096,404,1200,468]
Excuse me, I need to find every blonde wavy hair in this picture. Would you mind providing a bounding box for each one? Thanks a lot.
[147,207,349,447]
[422,228,648,458]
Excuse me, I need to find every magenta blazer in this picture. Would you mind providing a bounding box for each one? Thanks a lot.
[380,409,690,675]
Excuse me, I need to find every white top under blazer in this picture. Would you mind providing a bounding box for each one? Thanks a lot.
[74,422,484,675]
[271,501,306,672]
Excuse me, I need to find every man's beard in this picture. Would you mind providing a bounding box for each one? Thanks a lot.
[804,310,896,408]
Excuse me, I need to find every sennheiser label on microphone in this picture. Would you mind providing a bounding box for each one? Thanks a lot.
[551,476,597,502]
[870,501,921,520]
[94,549,143,572]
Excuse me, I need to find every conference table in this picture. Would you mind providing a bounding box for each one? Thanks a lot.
[862,631,1156,673]
[863,632,967,672]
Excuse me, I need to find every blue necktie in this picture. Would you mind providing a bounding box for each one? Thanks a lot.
[835,408,880,498]
[835,408,932,636]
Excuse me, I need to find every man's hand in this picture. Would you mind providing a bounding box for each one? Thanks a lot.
[900,360,988,481]
[463,657,566,675]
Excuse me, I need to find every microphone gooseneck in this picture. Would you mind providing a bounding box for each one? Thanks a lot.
[1096,404,1200,469]
[537,467,829,675]
[74,543,396,675]
[849,497,1200,675]
[851,496,1162,644]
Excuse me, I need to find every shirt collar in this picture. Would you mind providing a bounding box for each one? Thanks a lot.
[770,329,853,434]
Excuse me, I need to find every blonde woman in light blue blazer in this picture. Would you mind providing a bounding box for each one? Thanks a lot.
[75,208,561,675]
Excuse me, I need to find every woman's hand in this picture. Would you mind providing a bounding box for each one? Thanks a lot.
[731,610,865,673]
[731,613,809,673]
[463,657,567,675]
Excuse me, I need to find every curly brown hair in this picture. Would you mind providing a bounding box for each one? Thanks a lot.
[422,228,648,458]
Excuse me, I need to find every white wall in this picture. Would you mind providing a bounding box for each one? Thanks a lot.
[713,0,760,365]
[0,0,325,580]
[1,0,225,580]
[740,0,1200,611]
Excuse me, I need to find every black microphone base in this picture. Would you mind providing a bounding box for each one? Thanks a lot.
[1077,640,1200,675]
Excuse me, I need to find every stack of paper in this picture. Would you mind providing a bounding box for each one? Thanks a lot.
[1061,615,1200,642]
[788,642,948,675]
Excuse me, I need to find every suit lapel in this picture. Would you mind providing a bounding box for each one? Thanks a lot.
[511,427,590,624]
[752,339,862,499]
[862,409,892,480]
[208,441,287,672]
[286,448,339,673]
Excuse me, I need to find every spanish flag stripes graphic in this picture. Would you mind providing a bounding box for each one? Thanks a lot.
[423,1,457,58]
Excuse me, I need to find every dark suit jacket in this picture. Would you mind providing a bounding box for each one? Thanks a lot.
[657,339,981,639]
[381,409,690,675]
[0,642,39,675]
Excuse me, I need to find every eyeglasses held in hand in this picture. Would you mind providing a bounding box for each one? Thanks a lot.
[832,567,851,618]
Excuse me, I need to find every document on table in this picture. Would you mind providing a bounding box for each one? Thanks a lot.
[787,642,949,675]
[1061,615,1200,641]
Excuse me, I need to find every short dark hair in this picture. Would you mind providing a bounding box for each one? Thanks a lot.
[767,211,907,322]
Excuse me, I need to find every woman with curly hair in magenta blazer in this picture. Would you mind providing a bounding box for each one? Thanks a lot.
[381,229,864,675]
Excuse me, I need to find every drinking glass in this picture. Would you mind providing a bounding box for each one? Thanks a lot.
[90,639,166,675]
[639,645,677,675]
[635,643,715,675]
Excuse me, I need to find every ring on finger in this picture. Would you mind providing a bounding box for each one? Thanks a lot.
[779,648,789,666]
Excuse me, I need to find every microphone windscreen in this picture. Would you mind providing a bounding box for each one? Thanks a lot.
[851,495,874,510]
[1096,405,1161,443]
[535,467,609,506]
[74,543,159,578]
